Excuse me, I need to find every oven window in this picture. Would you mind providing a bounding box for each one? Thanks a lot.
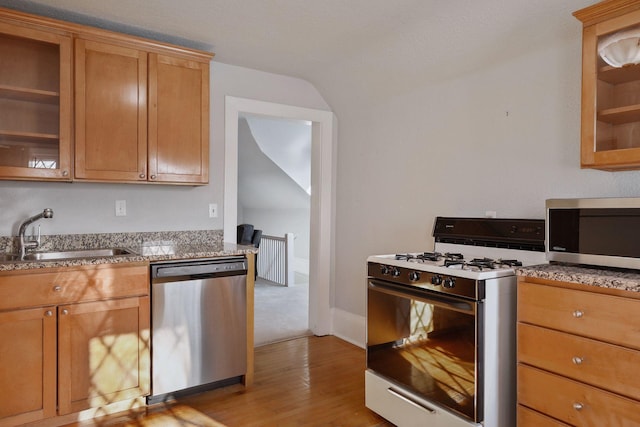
[367,281,480,422]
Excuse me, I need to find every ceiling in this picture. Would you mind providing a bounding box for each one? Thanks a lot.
[2,0,596,88]
[237,117,310,210]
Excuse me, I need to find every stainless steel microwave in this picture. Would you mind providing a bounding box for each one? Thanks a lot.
[546,198,640,270]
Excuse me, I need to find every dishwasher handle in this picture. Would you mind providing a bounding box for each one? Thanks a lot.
[152,258,247,280]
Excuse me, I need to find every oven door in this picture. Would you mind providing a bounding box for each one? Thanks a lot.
[367,278,483,423]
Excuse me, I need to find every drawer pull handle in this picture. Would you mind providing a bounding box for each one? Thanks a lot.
[44,310,53,317]
[573,402,584,411]
[572,356,584,365]
[61,309,69,315]
[53,286,62,292]
[572,310,584,318]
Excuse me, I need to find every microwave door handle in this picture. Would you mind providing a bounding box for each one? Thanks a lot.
[369,280,476,315]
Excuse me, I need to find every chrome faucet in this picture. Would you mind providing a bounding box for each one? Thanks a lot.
[18,208,54,259]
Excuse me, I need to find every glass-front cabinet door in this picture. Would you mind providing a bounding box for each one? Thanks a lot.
[575,3,640,170]
[0,20,71,180]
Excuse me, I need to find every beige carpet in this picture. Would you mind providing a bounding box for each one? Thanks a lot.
[254,273,311,347]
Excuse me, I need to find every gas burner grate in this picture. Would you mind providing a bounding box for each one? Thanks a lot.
[496,259,523,267]
[444,253,464,261]
[418,252,443,261]
[467,258,496,270]
[444,259,465,268]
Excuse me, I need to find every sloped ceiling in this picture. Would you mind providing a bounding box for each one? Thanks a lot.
[1,0,596,91]
[238,117,310,210]
[242,114,312,195]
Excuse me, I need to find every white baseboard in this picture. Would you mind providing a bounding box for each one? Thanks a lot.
[331,307,365,349]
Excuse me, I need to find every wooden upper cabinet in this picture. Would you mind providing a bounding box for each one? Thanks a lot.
[75,40,211,184]
[74,38,148,182]
[148,53,209,184]
[0,15,72,181]
[574,1,640,170]
[0,6,212,185]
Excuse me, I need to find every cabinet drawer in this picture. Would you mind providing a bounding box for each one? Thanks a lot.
[518,281,640,349]
[518,323,640,401]
[518,364,640,426]
[0,263,149,310]
[365,371,476,427]
[518,405,570,427]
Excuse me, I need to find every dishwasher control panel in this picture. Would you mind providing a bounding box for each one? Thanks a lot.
[151,257,248,280]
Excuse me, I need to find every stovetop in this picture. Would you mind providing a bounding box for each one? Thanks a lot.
[367,252,523,280]
[367,217,547,281]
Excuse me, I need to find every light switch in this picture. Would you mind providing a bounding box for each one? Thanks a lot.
[209,203,218,218]
[115,200,127,216]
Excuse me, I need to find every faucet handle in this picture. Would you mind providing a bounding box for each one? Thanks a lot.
[36,224,41,246]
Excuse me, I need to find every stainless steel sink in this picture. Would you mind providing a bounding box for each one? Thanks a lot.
[21,248,137,261]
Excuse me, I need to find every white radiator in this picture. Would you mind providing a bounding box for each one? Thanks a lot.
[257,233,294,286]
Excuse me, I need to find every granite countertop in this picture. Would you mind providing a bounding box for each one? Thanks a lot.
[516,263,640,293]
[0,230,258,272]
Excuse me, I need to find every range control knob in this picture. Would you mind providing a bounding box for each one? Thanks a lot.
[380,265,390,275]
[431,275,442,286]
[391,267,401,277]
[409,271,421,282]
[443,277,456,289]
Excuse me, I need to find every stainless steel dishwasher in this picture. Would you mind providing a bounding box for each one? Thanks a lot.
[148,257,247,404]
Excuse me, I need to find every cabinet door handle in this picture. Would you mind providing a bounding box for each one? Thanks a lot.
[62,170,69,176]
[572,356,584,365]
[44,310,53,317]
[573,402,584,411]
[61,309,69,315]
[150,174,156,180]
[572,310,584,318]
[139,173,146,179]
[53,286,62,292]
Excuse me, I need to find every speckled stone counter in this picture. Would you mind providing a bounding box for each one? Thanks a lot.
[516,263,640,293]
[0,230,258,272]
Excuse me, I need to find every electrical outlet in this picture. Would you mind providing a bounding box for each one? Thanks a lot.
[115,200,127,217]
[209,203,218,218]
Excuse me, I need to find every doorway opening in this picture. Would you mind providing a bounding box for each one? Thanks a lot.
[237,113,312,345]
[224,96,335,340]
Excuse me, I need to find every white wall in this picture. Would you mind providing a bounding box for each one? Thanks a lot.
[0,61,329,237]
[315,18,640,320]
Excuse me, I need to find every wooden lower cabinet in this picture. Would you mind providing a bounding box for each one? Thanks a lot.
[0,263,149,426]
[517,276,640,426]
[0,307,56,426]
[57,296,150,415]
[518,405,571,427]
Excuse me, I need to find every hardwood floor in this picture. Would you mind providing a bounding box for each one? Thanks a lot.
[68,336,393,427]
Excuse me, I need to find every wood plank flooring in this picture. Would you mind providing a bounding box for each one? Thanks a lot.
[68,336,393,427]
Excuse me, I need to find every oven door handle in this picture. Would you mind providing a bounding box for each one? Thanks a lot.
[369,280,476,314]
[387,387,436,414]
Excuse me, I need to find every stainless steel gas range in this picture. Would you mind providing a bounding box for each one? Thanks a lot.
[365,217,546,427]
